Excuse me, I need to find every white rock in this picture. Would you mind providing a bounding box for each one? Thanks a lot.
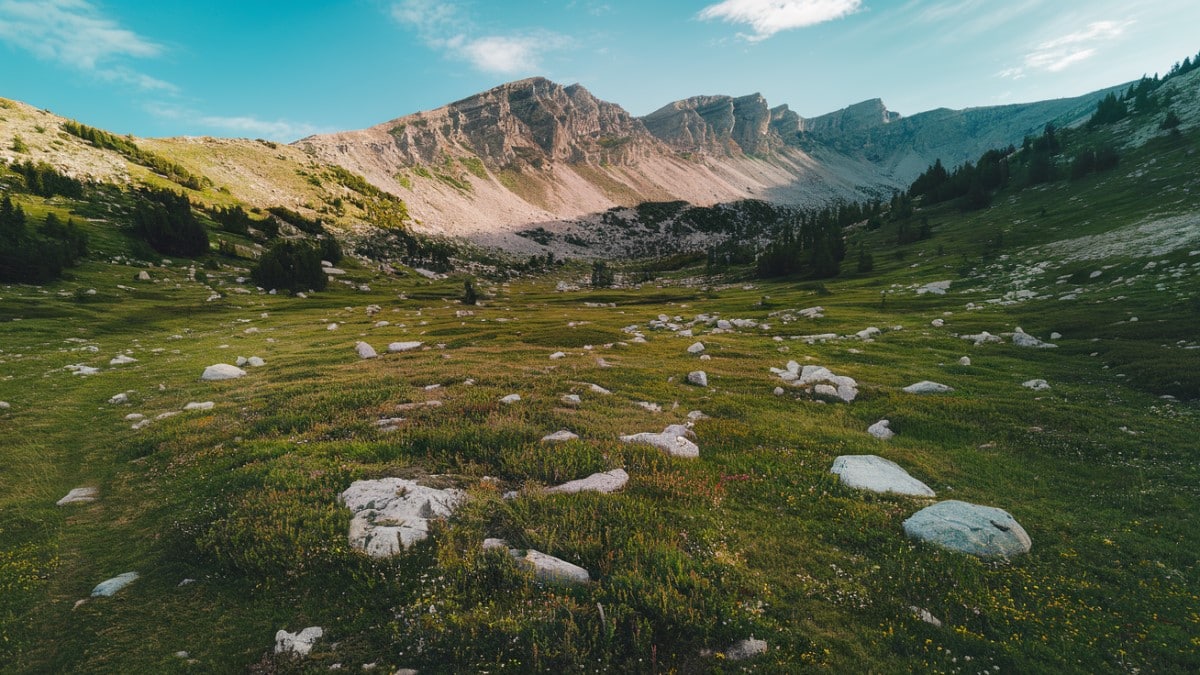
[1022,379,1050,391]
[124,413,144,421]
[0,401,9,410]
[57,487,98,505]
[867,420,894,440]
[65,364,99,376]
[275,626,323,657]
[500,394,521,404]
[773,386,785,396]
[541,429,579,443]
[108,392,129,405]
[636,401,661,413]
[355,342,378,359]
[931,319,945,328]
[235,356,248,367]
[917,281,951,295]
[561,394,581,406]
[549,351,566,360]
[109,354,137,365]
[814,383,838,398]
[621,425,699,458]
[831,455,934,497]
[516,549,591,585]
[91,572,138,597]
[726,638,768,661]
[373,321,390,328]
[586,383,612,395]
[903,500,1031,558]
[1011,330,1057,349]
[200,364,246,381]
[136,270,151,281]
[962,332,1002,346]
[388,341,424,353]
[246,356,265,367]
[327,323,339,331]
[958,356,971,366]
[855,326,881,340]
[687,342,705,354]
[547,469,629,495]
[341,479,465,556]
[1050,332,1062,340]
[911,606,943,628]
[687,371,708,387]
[184,401,215,411]
[903,381,954,394]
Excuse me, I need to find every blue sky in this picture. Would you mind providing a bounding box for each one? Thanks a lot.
[1,0,1197,141]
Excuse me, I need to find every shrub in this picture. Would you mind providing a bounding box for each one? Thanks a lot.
[252,240,327,293]
[130,187,208,257]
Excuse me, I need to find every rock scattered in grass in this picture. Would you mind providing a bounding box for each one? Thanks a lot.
[636,401,661,413]
[958,356,971,366]
[931,319,945,327]
[0,401,9,410]
[91,572,138,597]
[541,429,579,443]
[903,380,953,394]
[500,394,521,404]
[109,354,137,365]
[687,370,708,387]
[341,478,465,556]
[108,392,129,405]
[65,364,99,376]
[355,342,378,359]
[394,400,442,412]
[275,627,323,657]
[687,342,705,354]
[483,539,591,585]
[184,401,214,411]
[903,500,1031,558]
[56,487,98,505]
[1011,328,1057,348]
[388,341,423,353]
[1022,379,1050,391]
[200,364,246,381]
[831,455,934,497]
[867,420,894,440]
[961,331,1002,346]
[327,323,338,331]
[725,638,769,661]
[621,424,699,458]
[584,383,611,395]
[911,606,943,628]
[245,356,265,367]
[774,362,858,402]
[561,394,581,405]
[546,468,629,495]
[917,280,951,295]
[549,351,566,359]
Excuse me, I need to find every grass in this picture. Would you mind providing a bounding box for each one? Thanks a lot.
[0,121,1198,674]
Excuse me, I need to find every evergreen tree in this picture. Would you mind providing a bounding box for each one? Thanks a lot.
[590,260,614,288]
[462,278,479,306]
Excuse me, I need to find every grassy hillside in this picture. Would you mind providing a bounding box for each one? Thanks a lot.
[1,119,1197,674]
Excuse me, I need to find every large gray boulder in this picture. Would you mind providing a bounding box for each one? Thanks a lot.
[200,364,246,381]
[341,478,465,557]
[831,455,934,497]
[903,500,1031,558]
[91,572,138,597]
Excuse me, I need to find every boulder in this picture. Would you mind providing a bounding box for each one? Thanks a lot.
[246,356,266,367]
[91,572,138,597]
[57,487,98,505]
[1011,330,1058,349]
[200,364,246,381]
[962,332,1002,346]
[503,543,590,585]
[109,354,137,365]
[561,394,581,406]
[547,469,629,495]
[388,341,424,353]
[903,500,1031,558]
[903,381,953,394]
[541,429,579,443]
[620,425,699,458]
[184,401,214,411]
[855,327,881,340]
[1022,379,1050,391]
[687,342,705,354]
[275,626,323,657]
[958,356,971,366]
[917,281,951,295]
[108,392,129,405]
[931,319,945,328]
[136,270,151,281]
[355,342,378,359]
[0,401,9,410]
[867,420,894,440]
[831,455,934,497]
[500,394,521,404]
[687,370,708,387]
[340,479,465,557]
[549,351,566,360]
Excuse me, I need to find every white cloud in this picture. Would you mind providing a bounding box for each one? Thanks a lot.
[698,0,862,41]
[0,0,172,90]
[390,0,568,75]
[1000,19,1130,79]
[147,103,326,142]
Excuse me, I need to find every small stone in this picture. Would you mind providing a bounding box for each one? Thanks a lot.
[586,383,612,395]
[0,401,9,410]
[246,356,265,367]
[687,342,705,354]
[549,351,566,360]
[958,356,971,366]
[725,638,768,661]
[911,606,942,628]
[327,323,339,330]
[560,394,581,405]
[274,626,323,657]
[546,468,629,495]
[388,341,424,353]
[1050,332,1062,340]
[831,455,934,497]
[687,371,708,387]
[500,394,521,404]
[1022,379,1050,391]
[184,401,215,411]
[931,319,945,328]
[91,572,138,597]
[108,392,129,405]
[620,425,699,458]
[57,487,98,505]
[235,356,248,367]
[109,354,137,365]
[867,420,894,440]
[124,413,144,421]
[903,381,954,394]
[541,430,579,443]
[773,386,784,396]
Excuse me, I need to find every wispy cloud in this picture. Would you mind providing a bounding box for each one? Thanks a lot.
[0,0,174,91]
[390,0,569,75]
[698,0,862,42]
[1000,19,1131,79]
[147,103,327,142]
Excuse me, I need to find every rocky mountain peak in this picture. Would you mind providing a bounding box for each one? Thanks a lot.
[641,92,779,155]
[802,98,901,136]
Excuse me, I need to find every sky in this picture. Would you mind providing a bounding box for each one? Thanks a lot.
[1,0,1197,142]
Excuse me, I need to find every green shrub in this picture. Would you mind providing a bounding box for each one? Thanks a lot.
[251,239,328,293]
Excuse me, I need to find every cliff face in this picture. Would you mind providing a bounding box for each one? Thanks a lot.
[641,93,778,155]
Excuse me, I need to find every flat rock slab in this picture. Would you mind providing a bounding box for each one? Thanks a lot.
[484,539,591,585]
[620,425,699,458]
[184,401,214,411]
[341,478,465,557]
[541,429,579,443]
[388,341,424,353]
[547,469,629,495]
[275,626,323,656]
[57,487,98,505]
[831,455,934,497]
[91,572,138,597]
[201,364,246,381]
[903,380,954,394]
[903,500,1031,558]
[1011,331,1057,349]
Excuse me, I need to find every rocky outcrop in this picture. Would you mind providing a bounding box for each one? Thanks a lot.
[642,93,776,155]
